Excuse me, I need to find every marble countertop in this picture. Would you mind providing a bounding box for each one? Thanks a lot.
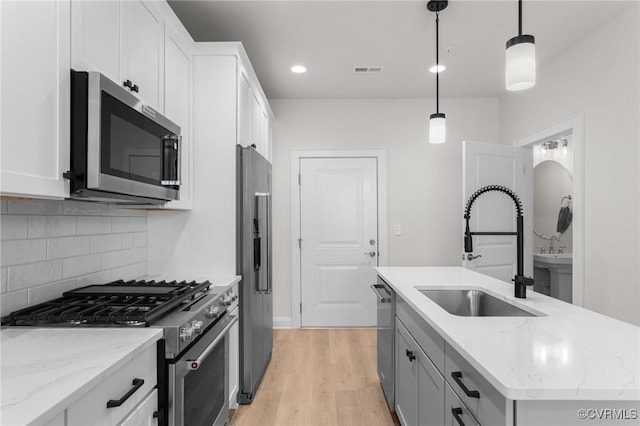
[0,328,162,426]
[376,266,640,401]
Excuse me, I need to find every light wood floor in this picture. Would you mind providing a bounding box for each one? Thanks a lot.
[230,329,400,426]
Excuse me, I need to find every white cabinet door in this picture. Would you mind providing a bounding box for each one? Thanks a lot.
[118,389,158,426]
[228,305,239,408]
[237,67,252,148]
[417,343,446,425]
[71,0,122,84]
[395,319,418,426]
[250,93,263,154]
[163,24,192,210]
[0,0,70,199]
[122,0,163,110]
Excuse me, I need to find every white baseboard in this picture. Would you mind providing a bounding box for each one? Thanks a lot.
[273,317,293,329]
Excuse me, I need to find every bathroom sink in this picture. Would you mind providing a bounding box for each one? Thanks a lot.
[419,288,539,317]
[534,253,572,265]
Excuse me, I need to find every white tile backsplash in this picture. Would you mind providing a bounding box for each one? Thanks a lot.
[28,215,77,238]
[1,215,28,240]
[1,239,47,266]
[63,254,102,278]
[77,216,111,235]
[48,236,91,259]
[0,200,149,313]
[7,200,63,215]
[8,260,63,290]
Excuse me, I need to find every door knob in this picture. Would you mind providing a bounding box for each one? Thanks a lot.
[364,251,376,257]
[465,253,482,261]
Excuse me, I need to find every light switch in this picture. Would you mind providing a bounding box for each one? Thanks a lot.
[393,224,402,236]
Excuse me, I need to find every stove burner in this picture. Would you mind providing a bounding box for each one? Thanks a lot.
[1,279,211,327]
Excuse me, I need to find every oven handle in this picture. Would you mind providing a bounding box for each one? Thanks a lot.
[371,284,391,303]
[186,315,237,370]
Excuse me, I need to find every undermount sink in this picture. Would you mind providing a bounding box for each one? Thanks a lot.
[419,288,541,317]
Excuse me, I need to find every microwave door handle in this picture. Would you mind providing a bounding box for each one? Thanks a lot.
[161,135,181,187]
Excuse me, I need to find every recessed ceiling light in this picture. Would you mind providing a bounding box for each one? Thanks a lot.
[429,65,446,73]
[291,65,307,74]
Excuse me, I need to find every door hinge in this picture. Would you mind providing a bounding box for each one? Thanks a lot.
[298,238,302,249]
[298,173,301,185]
[300,302,302,314]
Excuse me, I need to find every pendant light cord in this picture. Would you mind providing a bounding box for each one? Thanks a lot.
[518,0,522,36]
[436,11,440,113]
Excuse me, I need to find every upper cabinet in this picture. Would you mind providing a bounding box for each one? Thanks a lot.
[237,62,274,162]
[71,0,163,110]
[0,0,71,199]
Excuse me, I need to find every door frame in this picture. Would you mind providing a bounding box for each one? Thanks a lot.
[290,149,388,329]
[515,113,585,307]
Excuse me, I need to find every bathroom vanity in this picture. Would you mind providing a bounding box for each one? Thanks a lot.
[533,253,573,302]
[376,266,639,426]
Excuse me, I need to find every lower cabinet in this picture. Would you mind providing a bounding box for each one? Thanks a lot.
[395,317,445,426]
[445,384,480,426]
[66,344,158,426]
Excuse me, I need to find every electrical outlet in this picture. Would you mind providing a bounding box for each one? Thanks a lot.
[393,224,402,236]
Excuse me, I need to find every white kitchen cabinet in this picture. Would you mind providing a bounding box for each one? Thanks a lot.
[229,304,240,408]
[122,0,163,110]
[0,0,70,199]
[71,0,163,110]
[118,389,158,426]
[70,0,122,84]
[162,20,193,210]
[395,317,445,426]
[238,67,253,149]
[67,343,157,426]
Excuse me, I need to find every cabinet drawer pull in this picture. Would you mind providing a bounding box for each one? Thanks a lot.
[106,378,144,408]
[405,349,416,362]
[452,407,466,426]
[131,84,139,93]
[451,371,480,398]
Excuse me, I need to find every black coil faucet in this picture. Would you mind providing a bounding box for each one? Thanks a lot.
[464,185,534,298]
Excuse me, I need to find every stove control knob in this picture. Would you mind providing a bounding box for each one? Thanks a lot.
[206,306,220,318]
[191,320,204,334]
[180,326,195,342]
[222,295,233,306]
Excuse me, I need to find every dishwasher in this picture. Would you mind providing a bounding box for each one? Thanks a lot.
[371,278,395,411]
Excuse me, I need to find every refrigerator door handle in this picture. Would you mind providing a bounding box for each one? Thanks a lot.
[266,193,272,294]
[255,193,270,293]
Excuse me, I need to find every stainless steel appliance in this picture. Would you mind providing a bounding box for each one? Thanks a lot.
[372,278,395,411]
[2,279,238,426]
[236,145,273,404]
[68,70,181,205]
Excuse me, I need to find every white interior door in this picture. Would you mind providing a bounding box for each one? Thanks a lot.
[300,157,378,327]
[462,141,533,282]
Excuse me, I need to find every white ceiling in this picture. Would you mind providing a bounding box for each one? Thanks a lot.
[168,0,634,99]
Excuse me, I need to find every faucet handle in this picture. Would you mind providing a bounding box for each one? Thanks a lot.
[558,246,567,254]
[537,246,546,254]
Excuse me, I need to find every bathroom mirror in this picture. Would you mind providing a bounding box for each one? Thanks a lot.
[533,160,573,251]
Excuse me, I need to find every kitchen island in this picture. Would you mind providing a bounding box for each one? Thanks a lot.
[376,266,639,425]
[0,328,162,426]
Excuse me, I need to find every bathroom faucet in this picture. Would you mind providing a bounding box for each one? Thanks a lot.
[464,185,534,298]
[548,235,559,254]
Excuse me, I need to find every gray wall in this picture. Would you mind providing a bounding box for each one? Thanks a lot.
[0,200,147,315]
[269,98,500,322]
[500,5,640,325]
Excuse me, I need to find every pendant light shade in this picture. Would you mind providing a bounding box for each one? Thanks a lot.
[506,0,536,91]
[427,0,448,144]
[429,113,446,144]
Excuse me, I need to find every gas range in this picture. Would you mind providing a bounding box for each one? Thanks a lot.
[1,278,238,358]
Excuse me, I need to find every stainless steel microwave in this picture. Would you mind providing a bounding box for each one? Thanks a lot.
[68,70,180,205]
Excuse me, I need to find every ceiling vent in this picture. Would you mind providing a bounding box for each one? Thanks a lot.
[353,66,384,73]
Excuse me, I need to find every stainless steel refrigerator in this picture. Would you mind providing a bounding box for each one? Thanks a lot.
[236,145,273,404]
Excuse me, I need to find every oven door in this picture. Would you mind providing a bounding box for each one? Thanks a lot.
[169,314,237,426]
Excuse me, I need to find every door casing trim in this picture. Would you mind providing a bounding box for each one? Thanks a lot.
[515,112,585,307]
[290,149,388,328]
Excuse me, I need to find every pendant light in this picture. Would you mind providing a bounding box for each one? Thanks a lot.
[427,0,448,144]
[506,0,536,91]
